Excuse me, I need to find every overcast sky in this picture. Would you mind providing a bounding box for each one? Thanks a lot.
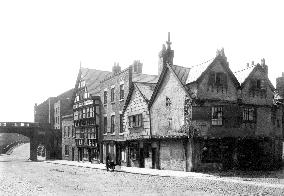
[0,0,283,122]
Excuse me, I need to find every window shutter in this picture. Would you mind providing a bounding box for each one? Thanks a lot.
[223,105,241,128]
[192,106,211,120]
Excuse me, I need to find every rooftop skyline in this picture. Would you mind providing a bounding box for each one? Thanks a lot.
[1,0,283,122]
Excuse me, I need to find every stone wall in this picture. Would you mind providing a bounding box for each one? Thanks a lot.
[160,140,185,171]
[150,70,187,136]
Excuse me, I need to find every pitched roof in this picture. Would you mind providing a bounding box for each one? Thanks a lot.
[149,54,241,108]
[135,82,156,102]
[239,64,275,90]
[56,88,74,100]
[234,65,256,84]
[80,67,112,96]
[133,73,158,84]
[185,58,215,84]
[170,65,190,85]
[122,81,157,114]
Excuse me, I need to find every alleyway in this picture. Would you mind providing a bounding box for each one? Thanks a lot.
[1,143,284,196]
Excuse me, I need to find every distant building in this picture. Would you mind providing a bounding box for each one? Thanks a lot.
[34,97,56,126]
[62,114,76,161]
[53,89,73,130]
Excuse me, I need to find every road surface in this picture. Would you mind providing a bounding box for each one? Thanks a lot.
[1,143,284,196]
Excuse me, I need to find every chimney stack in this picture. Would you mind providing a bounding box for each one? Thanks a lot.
[112,62,121,74]
[260,58,268,76]
[158,32,174,76]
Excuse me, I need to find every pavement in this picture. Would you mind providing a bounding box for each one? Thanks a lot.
[45,159,284,190]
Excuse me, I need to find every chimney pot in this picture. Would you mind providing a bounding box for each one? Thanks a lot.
[282,72,284,77]
[246,63,249,67]
[252,61,254,65]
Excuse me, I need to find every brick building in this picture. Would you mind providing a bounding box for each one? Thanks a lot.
[101,61,158,165]
[73,67,111,162]
[34,97,56,125]
[148,37,282,171]
[34,97,61,159]
[61,114,76,161]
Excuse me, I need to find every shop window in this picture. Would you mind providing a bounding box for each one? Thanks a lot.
[201,142,221,163]
[121,149,126,162]
[129,147,137,160]
[212,106,223,125]
[243,107,256,122]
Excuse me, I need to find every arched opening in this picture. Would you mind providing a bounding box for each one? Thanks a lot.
[0,133,30,155]
[37,143,46,161]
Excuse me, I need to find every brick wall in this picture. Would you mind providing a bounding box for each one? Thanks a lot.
[100,69,130,141]
[62,115,76,161]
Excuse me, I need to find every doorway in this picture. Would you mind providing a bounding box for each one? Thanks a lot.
[78,148,83,161]
[71,147,75,161]
[152,148,157,169]
[139,148,145,168]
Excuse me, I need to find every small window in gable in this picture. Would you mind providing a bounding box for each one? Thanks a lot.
[208,72,228,88]
[166,96,171,107]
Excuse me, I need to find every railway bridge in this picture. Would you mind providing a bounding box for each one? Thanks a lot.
[0,122,61,161]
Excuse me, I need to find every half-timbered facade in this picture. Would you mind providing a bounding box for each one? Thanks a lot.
[122,82,157,168]
[73,67,111,162]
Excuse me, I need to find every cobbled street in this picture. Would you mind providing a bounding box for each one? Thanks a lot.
[1,144,284,196]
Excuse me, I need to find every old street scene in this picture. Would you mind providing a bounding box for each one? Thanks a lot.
[1,1,284,196]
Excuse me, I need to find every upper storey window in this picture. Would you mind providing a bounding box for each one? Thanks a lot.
[111,87,115,103]
[120,84,124,100]
[78,80,85,88]
[74,94,80,103]
[104,90,107,105]
[249,79,266,97]
[212,106,223,126]
[208,72,228,89]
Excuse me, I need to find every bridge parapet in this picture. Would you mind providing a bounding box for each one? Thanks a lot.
[0,122,40,127]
